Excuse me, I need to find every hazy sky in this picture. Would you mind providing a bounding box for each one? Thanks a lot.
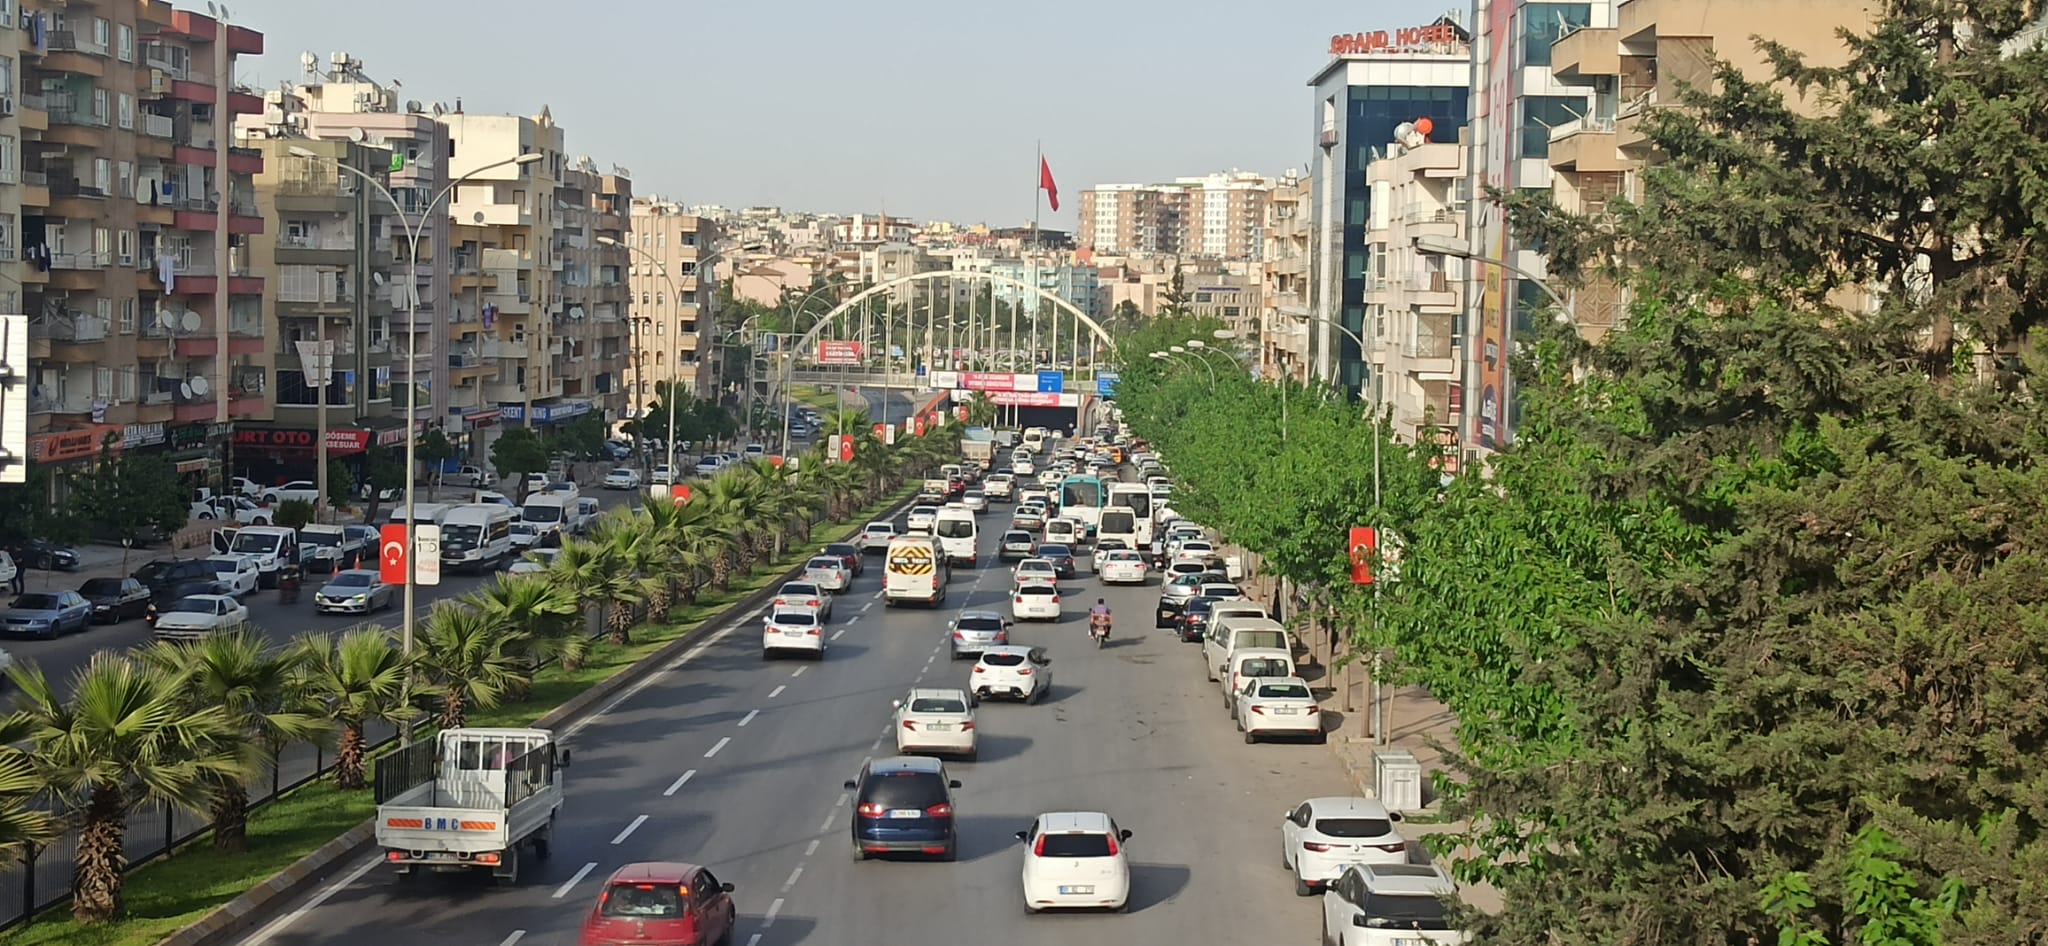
[225,0,1424,227]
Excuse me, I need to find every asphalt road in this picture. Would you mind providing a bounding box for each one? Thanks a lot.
[231,499,1360,946]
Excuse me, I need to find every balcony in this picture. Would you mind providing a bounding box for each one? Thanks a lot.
[276,172,358,213]
[1548,116,1626,173]
[1401,316,1460,379]
[41,31,110,78]
[1550,26,1619,81]
[481,337,527,360]
[1400,205,1461,240]
[17,93,49,132]
[276,231,357,266]
[172,196,266,236]
[47,251,111,291]
[142,113,176,139]
[1406,268,1461,313]
[48,178,109,219]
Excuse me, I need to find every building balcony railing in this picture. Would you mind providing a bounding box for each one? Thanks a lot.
[49,106,111,129]
[279,233,356,251]
[39,312,110,342]
[47,30,111,58]
[142,113,176,138]
[21,171,48,188]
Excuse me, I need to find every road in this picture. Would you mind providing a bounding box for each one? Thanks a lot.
[233,499,1361,946]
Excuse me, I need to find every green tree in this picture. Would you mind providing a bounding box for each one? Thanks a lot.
[490,427,549,502]
[548,412,608,461]
[412,603,529,730]
[1109,299,1145,332]
[548,533,647,646]
[273,498,317,531]
[465,573,585,680]
[297,627,416,791]
[0,716,57,867]
[0,467,88,548]
[358,444,406,522]
[323,457,357,509]
[76,445,188,552]
[1159,260,1192,319]
[10,654,247,923]
[416,428,455,485]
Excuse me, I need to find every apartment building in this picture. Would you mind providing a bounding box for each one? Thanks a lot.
[553,161,633,423]
[1361,137,1469,472]
[1540,0,1873,346]
[441,108,565,444]
[1076,171,1274,260]
[21,3,264,491]
[234,136,401,483]
[625,198,719,407]
[1260,171,1314,383]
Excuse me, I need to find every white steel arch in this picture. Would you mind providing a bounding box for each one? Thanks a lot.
[788,270,1119,371]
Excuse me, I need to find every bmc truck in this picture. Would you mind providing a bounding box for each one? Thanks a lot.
[884,534,951,607]
[375,727,567,885]
[960,426,996,464]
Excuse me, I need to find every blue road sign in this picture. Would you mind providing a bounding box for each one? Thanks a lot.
[1096,372,1120,397]
[1036,371,1064,393]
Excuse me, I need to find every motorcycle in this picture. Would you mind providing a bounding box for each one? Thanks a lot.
[1090,613,1111,648]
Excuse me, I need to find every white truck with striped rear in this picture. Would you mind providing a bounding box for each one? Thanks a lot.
[374,727,568,884]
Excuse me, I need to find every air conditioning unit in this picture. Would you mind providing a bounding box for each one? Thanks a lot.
[149,70,169,96]
[0,96,14,117]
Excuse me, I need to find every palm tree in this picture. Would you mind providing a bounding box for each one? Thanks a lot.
[550,534,649,646]
[297,627,416,791]
[664,499,734,605]
[466,574,585,678]
[413,603,530,730]
[10,654,247,923]
[0,716,57,868]
[138,630,330,852]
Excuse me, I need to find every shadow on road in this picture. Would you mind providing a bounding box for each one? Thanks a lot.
[1127,862,1194,911]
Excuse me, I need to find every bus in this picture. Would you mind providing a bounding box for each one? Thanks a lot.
[1057,474,1107,534]
[1105,483,1155,547]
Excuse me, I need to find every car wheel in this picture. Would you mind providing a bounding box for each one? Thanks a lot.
[254,517,270,526]
[1294,870,1315,897]
[762,650,773,661]
[937,841,957,862]
[1244,729,1258,745]
[850,844,867,862]
[1314,730,1329,745]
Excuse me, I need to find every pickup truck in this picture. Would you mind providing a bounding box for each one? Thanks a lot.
[297,524,367,573]
[917,479,949,504]
[375,727,567,884]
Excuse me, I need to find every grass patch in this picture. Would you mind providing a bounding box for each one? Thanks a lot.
[0,486,917,946]
[788,384,849,413]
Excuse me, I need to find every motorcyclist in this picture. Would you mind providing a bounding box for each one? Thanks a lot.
[1089,598,1112,638]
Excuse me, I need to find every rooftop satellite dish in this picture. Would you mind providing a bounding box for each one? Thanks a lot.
[300,51,317,75]
[154,308,175,329]
[405,100,423,114]
[178,381,194,399]
[371,271,387,286]
[472,212,485,223]
[189,375,211,397]
[432,103,446,117]
[179,311,202,332]
[347,127,366,142]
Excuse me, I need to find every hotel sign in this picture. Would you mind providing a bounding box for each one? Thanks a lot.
[1328,24,1463,55]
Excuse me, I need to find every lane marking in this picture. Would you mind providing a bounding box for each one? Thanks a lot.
[835,791,851,807]
[782,865,804,890]
[704,736,732,758]
[764,897,785,928]
[611,815,648,845]
[563,600,754,738]
[818,812,836,832]
[870,735,884,750]
[236,854,382,945]
[664,769,696,796]
[738,710,760,727]
[860,601,874,611]
[767,684,786,699]
[831,628,846,640]
[805,839,820,857]
[747,936,762,946]
[791,666,807,677]
[553,861,598,899]
[499,932,526,946]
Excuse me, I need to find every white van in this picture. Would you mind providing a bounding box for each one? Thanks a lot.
[439,504,516,573]
[932,505,978,567]
[212,525,299,588]
[520,493,576,533]
[1022,427,1048,453]
[1204,615,1292,684]
[884,534,951,607]
[386,502,453,527]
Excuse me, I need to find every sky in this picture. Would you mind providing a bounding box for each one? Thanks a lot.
[224,0,1425,228]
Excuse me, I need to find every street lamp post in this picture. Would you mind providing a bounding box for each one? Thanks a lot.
[292,147,542,746]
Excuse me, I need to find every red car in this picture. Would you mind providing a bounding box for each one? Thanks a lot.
[578,861,737,946]
[822,542,865,577]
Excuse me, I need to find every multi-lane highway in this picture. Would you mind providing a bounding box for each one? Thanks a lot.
[233,502,1361,946]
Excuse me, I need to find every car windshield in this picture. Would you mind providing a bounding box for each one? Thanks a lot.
[1316,817,1393,838]
[781,584,821,597]
[1107,551,1142,562]
[523,506,564,524]
[1017,585,1056,597]
[80,579,124,595]
[609,469,633,478]
[329,573,373,587]
[807,559,840,570]
[165,599,215,614]
[299,533,340,547]
[936,520,974,538]
[1186,597,1218,614]
[599,884,686,919]
[1038,833,1115,857]
[1020,562,1053,573]
[1003,532,1032,544]
[982,652,1026,667]
[230,533,280,554]
[204,559,244,574]
[771,611,818,626]
[1241,658,1291,678]
[442,525,482,548]
[909,696,968,713]
[11,594,59,610]
[825,544,859,556]
[1361,892,1452,930]
[912,507,937,516]
[1258,682,1312,699]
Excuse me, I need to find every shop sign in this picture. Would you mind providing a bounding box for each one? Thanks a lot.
[232,428,373,453]
[123,422,167,450]
[29,426,121,463]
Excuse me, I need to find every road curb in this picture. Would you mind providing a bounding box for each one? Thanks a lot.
[153,490,918,946]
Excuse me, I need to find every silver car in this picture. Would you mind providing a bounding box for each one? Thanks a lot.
[948,610,1011,660]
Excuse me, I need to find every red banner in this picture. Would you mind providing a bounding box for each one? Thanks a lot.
[816,340,864,366]
[1348,526,1377,585]
[233,428,372,454]
[379,524,409,585]
[839,436,855,462]
[872,423,885,440]
[914,416,927,436]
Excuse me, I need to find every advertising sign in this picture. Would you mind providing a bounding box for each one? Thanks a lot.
[987,391,1066,408]
[816,340,865,366]
[1327,23,1464,55]
[1474,0,1517,450]
[415,525,441,586]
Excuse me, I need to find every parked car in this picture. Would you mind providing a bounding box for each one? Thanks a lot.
[602,467,642,490]
[191,494,271,525]
[258,480,321,506]
[201,555,262,597]
[1281,797,1410,895]
[78,577,152,624]
[1319,863,1465,945]
[151,594,250,639]
[9,539,80,572]
[1,591,92,639]
[1232,676,1325,744]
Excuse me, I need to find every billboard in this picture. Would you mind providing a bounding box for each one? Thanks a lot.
[816,340,865,366]
[1473,0,1518,450]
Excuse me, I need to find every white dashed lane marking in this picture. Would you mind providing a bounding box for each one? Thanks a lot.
[663,770,695,796]
[805,839,820,857]
[738,710,759,727]
[610,815,647,845]
[791,666,807,677]
[553,862,598,899]
[782,865,804,891]
[831,628,846,640]
[705,736,731,758]
[499,931,526,946]
[767,685,785,699]
[764,898,786,928]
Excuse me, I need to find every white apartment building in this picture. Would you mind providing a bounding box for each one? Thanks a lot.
[626,198,719,404]
[1077,171,1274,260]
[1363,138,1468,474]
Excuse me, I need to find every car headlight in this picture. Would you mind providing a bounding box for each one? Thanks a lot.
[349,593,368,602]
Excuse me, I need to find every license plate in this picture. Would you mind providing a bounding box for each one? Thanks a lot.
[1058,885,1095,895]
[783,629,807,637]
[926,723,952,731]
[1274,707,1299,715]
[886,809,922,819]
[1393,940,1426,946]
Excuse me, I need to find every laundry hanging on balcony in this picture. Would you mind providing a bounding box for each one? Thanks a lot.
[159,251,176,293]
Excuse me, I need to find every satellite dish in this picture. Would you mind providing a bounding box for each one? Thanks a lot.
[180,311,202,332]
[370,271,387,286]
[300,51,317,73]
[178,381,194,399]
[405,100,423,114]
[472,212,484,223]
[189,375,211,397]
[432,103,446,117]
[154,309,175,329]
[347,127,366,142]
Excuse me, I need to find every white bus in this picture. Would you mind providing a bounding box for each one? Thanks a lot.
[1106,483,1155,547]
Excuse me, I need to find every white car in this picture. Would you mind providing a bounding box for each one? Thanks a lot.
[192,495,271,525]
[201,554,261,597]
[960,491,988,513]
[1321,863,1467,945]
[650,464,676,486]
[1010,581,1062,622]
[859,521,897,553]
[1012,558,1059,586]
[891,687,978,759]
[906,505,939,533]
[803,556,853,593]
[602,467,642,490]
[771,580,833,623]
[1096,549,1148,585]
[1232,676,1325,743]
[694,457,723,476]
[473,490,517,509]
[1016,811,1133,913]
[152,594,249,639]
[510,521,557,550]
[1012,456,1035,476]
[1042,518,1082,548]
[506,548,559,575]
[257,480,321,506]
[761,609,825,660]
[970,645,1052,704]
[1281,797,1409,895]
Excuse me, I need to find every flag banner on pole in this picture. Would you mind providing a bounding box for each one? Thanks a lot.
[1039,157,1060,212]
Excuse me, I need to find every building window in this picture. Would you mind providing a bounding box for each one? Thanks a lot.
[117,93,134,130]
[1518,3,1592,68]
[118,298,136,334]
[117,24,133,62]
[92,17,109,49]
[1519,95,1584,159]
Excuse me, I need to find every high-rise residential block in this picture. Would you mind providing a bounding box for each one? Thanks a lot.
[625,199,718,409]
[554,161,633,424]
[21,2,264,496]
[1260,171,1314,383]
[1076,171,1274,260]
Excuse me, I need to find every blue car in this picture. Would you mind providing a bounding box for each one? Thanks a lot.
[2,591,92,639]
[845,756,962,861]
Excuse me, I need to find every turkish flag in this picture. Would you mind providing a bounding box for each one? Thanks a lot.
[915,416,927,436]
[379,524,409,585]
[671,484,692,504]
[1039,156,1060,212]
[839,437,855,462]
[1348,526,1377,585]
